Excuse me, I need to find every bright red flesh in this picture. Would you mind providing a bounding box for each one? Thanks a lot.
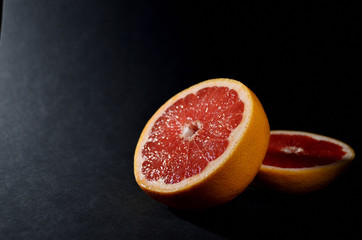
[142,86,244,184]
[263,134,346,168]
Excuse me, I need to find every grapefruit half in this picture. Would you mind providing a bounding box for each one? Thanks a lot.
[134,79,270,209]
[256,130,355,194]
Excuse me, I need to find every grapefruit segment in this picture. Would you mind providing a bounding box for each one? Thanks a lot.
[134,79,270,209]
[256,130,355,194]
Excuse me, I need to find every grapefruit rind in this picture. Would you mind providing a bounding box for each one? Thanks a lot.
[256,130,355,194]
[134,79,270,208]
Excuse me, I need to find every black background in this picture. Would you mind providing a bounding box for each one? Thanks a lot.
[0,1,361,239]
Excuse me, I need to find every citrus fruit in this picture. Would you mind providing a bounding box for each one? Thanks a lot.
[134,78,270,209]
[256,130,355,194]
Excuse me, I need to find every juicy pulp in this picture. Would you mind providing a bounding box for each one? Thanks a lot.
[263,134,346,168]
[141,86,244,184]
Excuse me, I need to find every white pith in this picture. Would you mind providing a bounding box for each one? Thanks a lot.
[134,79,254,192]
[262,130,355,171]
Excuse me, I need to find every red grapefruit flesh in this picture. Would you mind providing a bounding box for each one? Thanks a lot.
[141,86,244,184]
[264,134,346,168]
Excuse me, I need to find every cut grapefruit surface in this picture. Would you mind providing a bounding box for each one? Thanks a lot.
[256,130,355,194]
[142,86,244,184]
[134,79,270,209]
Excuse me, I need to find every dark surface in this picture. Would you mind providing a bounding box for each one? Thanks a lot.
[0,1,361,239]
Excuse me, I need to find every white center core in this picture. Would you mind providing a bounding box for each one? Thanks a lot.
[282,146,304,154]
[182,121,203,140]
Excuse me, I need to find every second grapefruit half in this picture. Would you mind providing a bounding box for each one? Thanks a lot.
[256,130,355,194]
